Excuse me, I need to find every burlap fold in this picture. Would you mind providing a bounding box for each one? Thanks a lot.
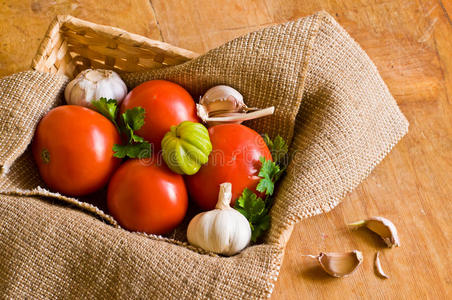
[0,71,68,175]
[0,12,408,299]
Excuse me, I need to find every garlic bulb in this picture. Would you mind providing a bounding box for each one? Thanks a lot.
[197,85,275,127]
[187,182,251,256]
[65,69,127,108]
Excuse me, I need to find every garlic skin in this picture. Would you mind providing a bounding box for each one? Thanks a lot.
[306,250,363,278]
[349,216,400,248]
[197,85,275,127]
[187,182,251,256]
[65,69,127,108]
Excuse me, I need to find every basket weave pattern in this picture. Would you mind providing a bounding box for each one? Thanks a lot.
[32,15,198,77]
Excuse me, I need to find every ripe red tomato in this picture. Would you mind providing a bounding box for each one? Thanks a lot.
[120,80,199,151]
[107,157,188,234]
[32,105,121,196]
[185,124,272,210]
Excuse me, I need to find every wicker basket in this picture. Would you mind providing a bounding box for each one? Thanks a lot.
[31,15,198,78]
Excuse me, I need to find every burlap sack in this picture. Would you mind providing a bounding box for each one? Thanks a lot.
[0,12,408,299]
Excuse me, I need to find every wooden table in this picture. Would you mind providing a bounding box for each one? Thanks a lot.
[1,1,450,298]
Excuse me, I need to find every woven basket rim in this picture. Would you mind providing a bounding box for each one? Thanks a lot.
[31,15,199,73]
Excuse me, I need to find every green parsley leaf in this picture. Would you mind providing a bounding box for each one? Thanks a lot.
[250,214,270,242]
[272,135,289,163]
[92,98,119,128]
[234,188,270,242]
[256,157,280,196]
[120,107,146,143]
[236,188,265,222]
[263,134,289,165]
[91,98,150,159]
[113,142,151,159]
[121,107,145,131]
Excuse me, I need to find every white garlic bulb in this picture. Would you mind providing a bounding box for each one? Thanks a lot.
[187,182,251,256]
[64,69,127,108]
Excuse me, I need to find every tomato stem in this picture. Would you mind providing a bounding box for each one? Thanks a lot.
[41,149,50,164]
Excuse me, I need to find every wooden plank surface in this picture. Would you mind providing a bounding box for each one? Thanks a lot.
[1,0,451,299]
[0,0,161,77]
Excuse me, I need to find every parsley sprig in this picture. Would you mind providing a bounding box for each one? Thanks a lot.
[263,134,289,169]
[92,98,151,159]
[256,157,282,196]
[235,188,270,242]
[234,134,289,243]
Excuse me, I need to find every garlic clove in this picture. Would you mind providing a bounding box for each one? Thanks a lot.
[202,95,245,115]
[306,250,363,278]
[197,85,275,127]
[207,107,275,122]
[199,107,275,127]
[196,103,210,123]
[200,85,246,113]
[348,216,400,248]
[374,251,389,279]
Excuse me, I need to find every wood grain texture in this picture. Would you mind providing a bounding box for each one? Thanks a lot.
[1,0,451,299]
[0,0,161,76]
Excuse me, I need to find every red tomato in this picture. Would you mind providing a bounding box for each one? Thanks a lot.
[185,124,272,210]
[107,157,188,234]
[32,105,121,196]
[120,80,199,151]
